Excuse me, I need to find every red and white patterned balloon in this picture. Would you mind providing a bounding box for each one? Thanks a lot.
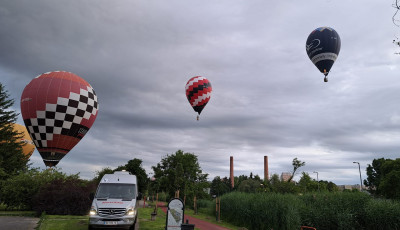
[20,71,98,167]
[185,76,212,120]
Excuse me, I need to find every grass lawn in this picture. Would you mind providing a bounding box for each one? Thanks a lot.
[184,209,244,230]
[138,206,167,230]
[37,215,89,230]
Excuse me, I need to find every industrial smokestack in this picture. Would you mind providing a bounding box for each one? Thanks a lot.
[264,156,269,181]
[230,156,234,188]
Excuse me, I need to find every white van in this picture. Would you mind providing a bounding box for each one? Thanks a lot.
[89,171,139,230]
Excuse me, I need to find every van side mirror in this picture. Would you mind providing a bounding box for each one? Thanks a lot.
[89,192,95,200]
[136,192,142,200]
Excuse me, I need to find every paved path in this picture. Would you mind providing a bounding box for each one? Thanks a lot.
[0,216,39,230]
[158,203,231,230]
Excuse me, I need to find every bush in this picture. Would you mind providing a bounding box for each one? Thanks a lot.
[363,198,400,230]
[0,168,78,210]
[220,192,303,230]
[32,178,96,215]
[299,192,370,229]
[196,199,214,215]
[157,192,169,202]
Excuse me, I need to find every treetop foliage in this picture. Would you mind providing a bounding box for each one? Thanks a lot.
[0,82,29,180]
[365,157,400,199]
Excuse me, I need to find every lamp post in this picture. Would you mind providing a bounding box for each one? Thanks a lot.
[353,162,363,191]
[313,171,319,192]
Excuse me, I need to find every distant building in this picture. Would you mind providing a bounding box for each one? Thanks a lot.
[280,172,292,182]
[337,184,367,191]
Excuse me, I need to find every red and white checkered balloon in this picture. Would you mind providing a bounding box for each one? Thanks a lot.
[21,71,98,167]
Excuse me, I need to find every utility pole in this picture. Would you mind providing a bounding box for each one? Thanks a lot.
[313,171,319,192]
[353,162,363,191]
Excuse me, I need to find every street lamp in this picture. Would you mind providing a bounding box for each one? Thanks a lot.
[313,171,319,192]
[353,162,363,191]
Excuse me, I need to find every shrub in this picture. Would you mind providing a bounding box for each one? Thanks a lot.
[363,198,400,230]
[32,178,96,215]
[220,192,303,230]
[196,199,214,216]
[0,168,78,210]
[299,192,370,229]
[157,192,169,202]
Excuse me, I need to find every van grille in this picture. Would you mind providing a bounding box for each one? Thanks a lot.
[98,208,126,217]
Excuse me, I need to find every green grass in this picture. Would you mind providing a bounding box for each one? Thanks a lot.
[37,215,88,230]
[185,208,245,230]
[138,206,167,230]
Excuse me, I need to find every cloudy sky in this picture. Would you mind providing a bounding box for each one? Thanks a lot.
[1,0,400,185]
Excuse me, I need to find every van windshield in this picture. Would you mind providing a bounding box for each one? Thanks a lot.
[95,183,136,200]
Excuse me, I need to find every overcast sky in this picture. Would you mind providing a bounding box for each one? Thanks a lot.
[1,0,400,185]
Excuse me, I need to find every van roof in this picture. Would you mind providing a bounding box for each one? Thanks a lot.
[100,172,137,184]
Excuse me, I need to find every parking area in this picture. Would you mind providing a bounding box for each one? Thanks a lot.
[0,216,39,230]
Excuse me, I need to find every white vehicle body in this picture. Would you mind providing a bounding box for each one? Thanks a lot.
[89,171,138,229]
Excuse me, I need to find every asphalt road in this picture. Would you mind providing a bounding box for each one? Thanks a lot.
[0,216,39,230]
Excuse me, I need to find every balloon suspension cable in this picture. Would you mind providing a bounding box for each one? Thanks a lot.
[197,115,199,121]
[323,69,328,82]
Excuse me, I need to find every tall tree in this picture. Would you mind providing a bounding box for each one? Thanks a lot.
[288,157,305,182]
[0,82,28,180]
[298,172,318,193]
[152,150,208,199]
[364,158,388,195]
[365,158,400,199]
[116,158,148,194]
[92,167,114,185]
[210,176,230,196]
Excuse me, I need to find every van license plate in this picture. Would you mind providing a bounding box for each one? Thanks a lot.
[104,221,118,225]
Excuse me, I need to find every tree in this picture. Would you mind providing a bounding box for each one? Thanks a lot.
[0,168,79,209]
[268,173,298,194]
[364,158,389,195]
[151,150,208,201]
[92,167,114,184]
[0,82,28,180]
[234,174,249,190]
[237,179,261,193]
[298,172,318,193]
[116,158,148,194]
[288,158,305,182]
[210,176,230,196]
[365,158,400,199]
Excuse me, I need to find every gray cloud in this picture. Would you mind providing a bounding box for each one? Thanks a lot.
[1,0,399,185]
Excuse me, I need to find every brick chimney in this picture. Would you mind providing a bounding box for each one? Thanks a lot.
[230,156,234,188]
[264,156,269,181]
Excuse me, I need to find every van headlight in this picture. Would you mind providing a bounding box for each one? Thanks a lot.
[126,208,136,216]
[89,208,97,216]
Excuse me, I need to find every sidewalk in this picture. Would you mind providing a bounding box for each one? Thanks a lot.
[0,216,39,230]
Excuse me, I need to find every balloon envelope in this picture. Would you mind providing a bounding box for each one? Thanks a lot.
[20,71,98,167]
[185,76,212,116]
[306,27,341,77]
[12,123,35,158]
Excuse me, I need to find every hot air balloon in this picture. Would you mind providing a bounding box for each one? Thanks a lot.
[306,27,341,82]
[185,76,212,120]
[20,71,98,167]
[12,123,35,158]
